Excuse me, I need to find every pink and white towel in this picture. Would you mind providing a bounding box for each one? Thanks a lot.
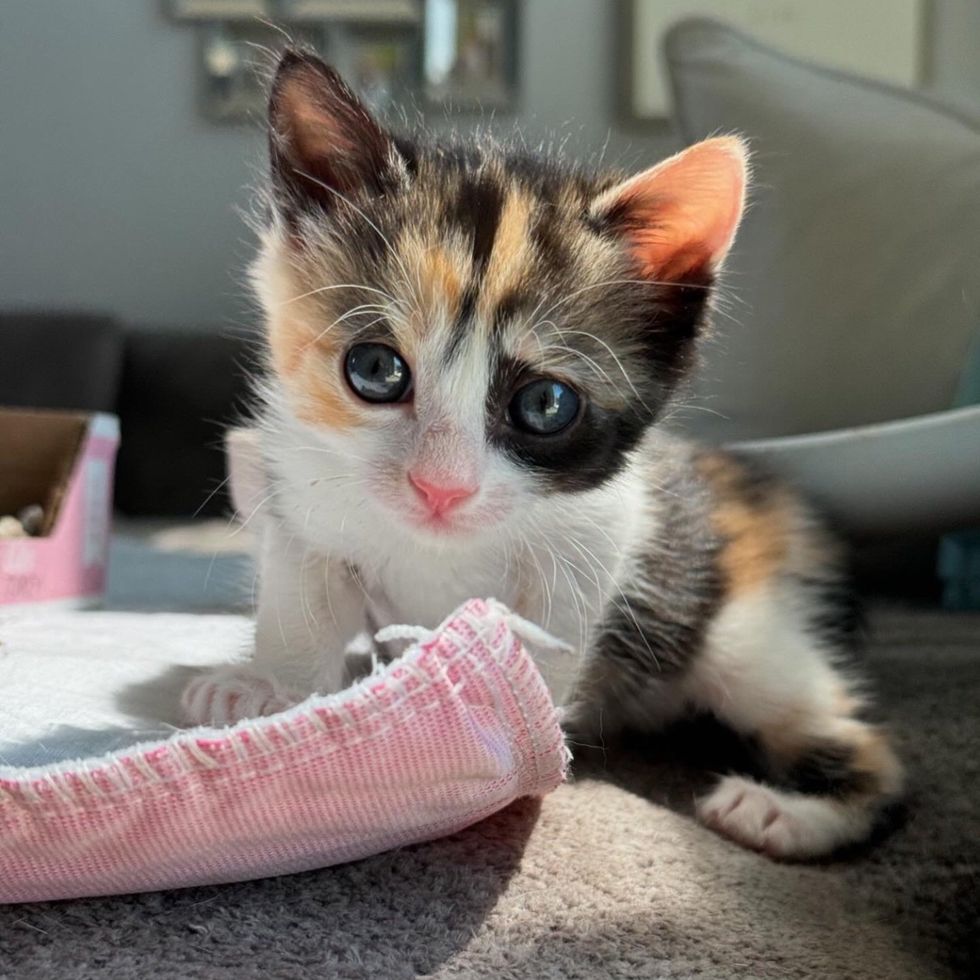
[0,599,568,903]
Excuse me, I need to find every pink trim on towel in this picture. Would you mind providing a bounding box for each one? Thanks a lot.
[0,600,567,903]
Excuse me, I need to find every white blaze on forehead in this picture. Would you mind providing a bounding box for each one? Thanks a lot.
[408,322,492,488]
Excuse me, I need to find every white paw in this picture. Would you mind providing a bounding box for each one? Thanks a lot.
[181,667,299,727]
[697,776,872,860]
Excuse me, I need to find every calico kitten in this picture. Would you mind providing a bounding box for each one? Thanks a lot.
[182,51,903,859]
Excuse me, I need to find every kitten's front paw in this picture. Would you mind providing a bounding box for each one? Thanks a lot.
[181,667,299,727]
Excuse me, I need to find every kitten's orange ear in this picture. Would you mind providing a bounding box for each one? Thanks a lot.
[268,50,399,214]
[593,137,749,281]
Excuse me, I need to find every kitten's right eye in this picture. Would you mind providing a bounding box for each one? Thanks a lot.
[344,343,412,403]
[508,379,581,435]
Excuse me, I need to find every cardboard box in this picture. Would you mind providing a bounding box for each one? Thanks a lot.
[0,409,119,609]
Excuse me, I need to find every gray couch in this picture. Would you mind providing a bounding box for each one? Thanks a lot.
[665,20,980,540]
[0,313,255,516]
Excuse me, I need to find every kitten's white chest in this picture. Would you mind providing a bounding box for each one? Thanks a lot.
[367,545,517,630]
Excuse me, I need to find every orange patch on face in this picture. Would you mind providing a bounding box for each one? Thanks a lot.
[393,234,470,352]
[267,305,314,379]
[478,188,534,322]
[294,373,360,430]
[418,246,464,317]
[267,304,360,431]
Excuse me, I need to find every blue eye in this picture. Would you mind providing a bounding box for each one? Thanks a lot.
[509,379,580,435]
[345,343,411,403]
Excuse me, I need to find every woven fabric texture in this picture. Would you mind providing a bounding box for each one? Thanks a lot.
[0,599,567,903]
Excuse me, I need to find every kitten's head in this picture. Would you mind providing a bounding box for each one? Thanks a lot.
[254,51,747,541]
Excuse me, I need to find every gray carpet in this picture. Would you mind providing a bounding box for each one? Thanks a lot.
[1,537,977,979]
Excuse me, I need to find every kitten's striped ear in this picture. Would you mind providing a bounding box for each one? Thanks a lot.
[593,137,749,282]
[268,50,400,218]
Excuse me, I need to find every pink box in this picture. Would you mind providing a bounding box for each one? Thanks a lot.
[0,408,119,609]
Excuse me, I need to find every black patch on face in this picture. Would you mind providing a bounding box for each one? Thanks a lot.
[485,265,712,496]
[499,148,605,205]
[392,134,419,177]
[530,204,573,278]
[491,290,529,334]
[635,277,714,387]
[587,196,717,390]
[442,286,479,364]
[591,462,723,679]
[486,352,654,493]
[780,740,874,798]
[497,402,649,491]
[485,351,524,422]
[448,174,504,273]
[441,174,506,365]
[342,205,394,267]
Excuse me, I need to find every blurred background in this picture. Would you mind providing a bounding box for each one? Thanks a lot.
[1,1,979,606]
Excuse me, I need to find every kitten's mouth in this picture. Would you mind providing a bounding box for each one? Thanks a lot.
[405,501,508,537]
[413,509,472,534]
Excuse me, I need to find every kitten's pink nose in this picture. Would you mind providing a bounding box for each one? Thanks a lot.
[408,472,478,515]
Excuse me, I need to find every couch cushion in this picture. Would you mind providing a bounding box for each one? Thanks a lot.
[664,19,980,441]
[0,312,122,412]
[114,325,258,517]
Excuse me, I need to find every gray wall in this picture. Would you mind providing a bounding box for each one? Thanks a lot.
[0,1,977,329]
[0,1,673,330]
[0,3,263,330]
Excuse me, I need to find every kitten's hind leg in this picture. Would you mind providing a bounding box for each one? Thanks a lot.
[686,588,903,859]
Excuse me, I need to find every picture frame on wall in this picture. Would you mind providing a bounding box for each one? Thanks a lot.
[278,0,421,23]
[198,20,417,123]
[321,24,421,117]
[171,0,520,121]
[423,0,518,109]
[199,21,324,122]
[169,0,270,19]
[171,0,421,22]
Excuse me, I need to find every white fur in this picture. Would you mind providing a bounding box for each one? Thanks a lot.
[698,776,874,860]
[182,220,897,861]
[681,583,850,739]
[681,586,900,856]
[246,383,649,705]
[186,373,895,861]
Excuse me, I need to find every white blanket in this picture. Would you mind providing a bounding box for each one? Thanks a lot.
[0,611,252,767]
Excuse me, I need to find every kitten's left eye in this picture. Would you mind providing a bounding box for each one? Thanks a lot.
[344,343,412,403]
[508,379,581,435]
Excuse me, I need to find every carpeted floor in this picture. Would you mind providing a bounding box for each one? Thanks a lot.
[1,534,977,979]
